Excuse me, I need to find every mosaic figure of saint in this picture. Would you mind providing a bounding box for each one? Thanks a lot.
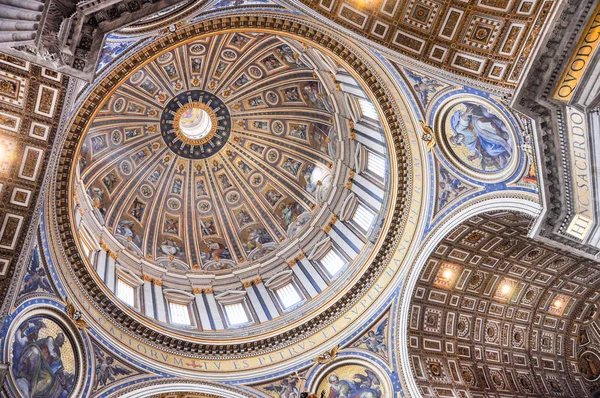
[12,319,76,398]
[323,370,382,398]
[448,102,513,172]
[202,239,231,261]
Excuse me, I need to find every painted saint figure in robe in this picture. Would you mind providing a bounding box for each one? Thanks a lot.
[447,102,513,172]
[12,317,76,398]
[322,370,382,398]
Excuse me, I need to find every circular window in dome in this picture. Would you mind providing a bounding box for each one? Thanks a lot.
[160,91,230,159]
[179,107,213,139]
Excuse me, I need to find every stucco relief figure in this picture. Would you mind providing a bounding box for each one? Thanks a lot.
[320,370,382,398]
[579,351,600,381]
[12,317,76,398]
[447,102,513,172]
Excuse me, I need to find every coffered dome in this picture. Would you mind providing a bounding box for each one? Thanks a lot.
[80,32,355,274]
[70,29,397,339]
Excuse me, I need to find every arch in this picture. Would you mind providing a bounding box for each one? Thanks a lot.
[397,197,600,396]
[116,380,253,398]
[397,195,541,397]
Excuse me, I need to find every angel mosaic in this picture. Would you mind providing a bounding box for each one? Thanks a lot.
[127,101,144,114]
[218,174,233,189]
[191,58,202,74]
[261,54,283,71]
[117,220,141,247]
[405,69,444,108]
[196,179,207,196]
[236,209,254,227]
[163,216,179,235]
[91,135,107,152]
[124,128,139,140]
[148,169,161,183]
[249,142,265,155]
[302,81,330,111]
[302,164,321,194]
[171,178,183,194]
[237,160,252,174]
[21,249,52,295]
[247,96,263,107]
[94,349,132,389]
[252,121,268,130]
[283,87,301,102]
[289,123,307,140]
[438,167,469,210]
[129,197,146,222]
[160,238,184,258]
[278,201,305,230]
[311,123,332,153]
[263,377,300,397]
[89,187,107,217]
[264,188,283,207]
[243,227,273,252]
[353,318,388,359]
[214,61,228,78]
[102,172,118,193]
[162,63,178,79]
[199,218,217,236]
[232,74,250,89]
[131,149,149,165]
[201,239,232,261]
[275,44,305,67]
[229,33,251,49]
[282,158,302,176]
[140,79,158,94]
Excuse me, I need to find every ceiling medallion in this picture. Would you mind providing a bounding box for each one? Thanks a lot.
[160,90,231,159]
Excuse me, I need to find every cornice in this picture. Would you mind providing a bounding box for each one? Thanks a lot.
[513,0,600,257]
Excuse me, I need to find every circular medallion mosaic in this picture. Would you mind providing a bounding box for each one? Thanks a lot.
[436,96,518,181]
[160,90,231,159]
[10,315,79,398]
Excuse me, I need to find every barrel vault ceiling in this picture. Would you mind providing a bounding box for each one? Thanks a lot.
[295,0,555,89]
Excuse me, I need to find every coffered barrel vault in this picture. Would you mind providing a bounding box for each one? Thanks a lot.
[291,0,556,90]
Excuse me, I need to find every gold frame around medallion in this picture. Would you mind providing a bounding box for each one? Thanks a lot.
[172,102,219,145]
